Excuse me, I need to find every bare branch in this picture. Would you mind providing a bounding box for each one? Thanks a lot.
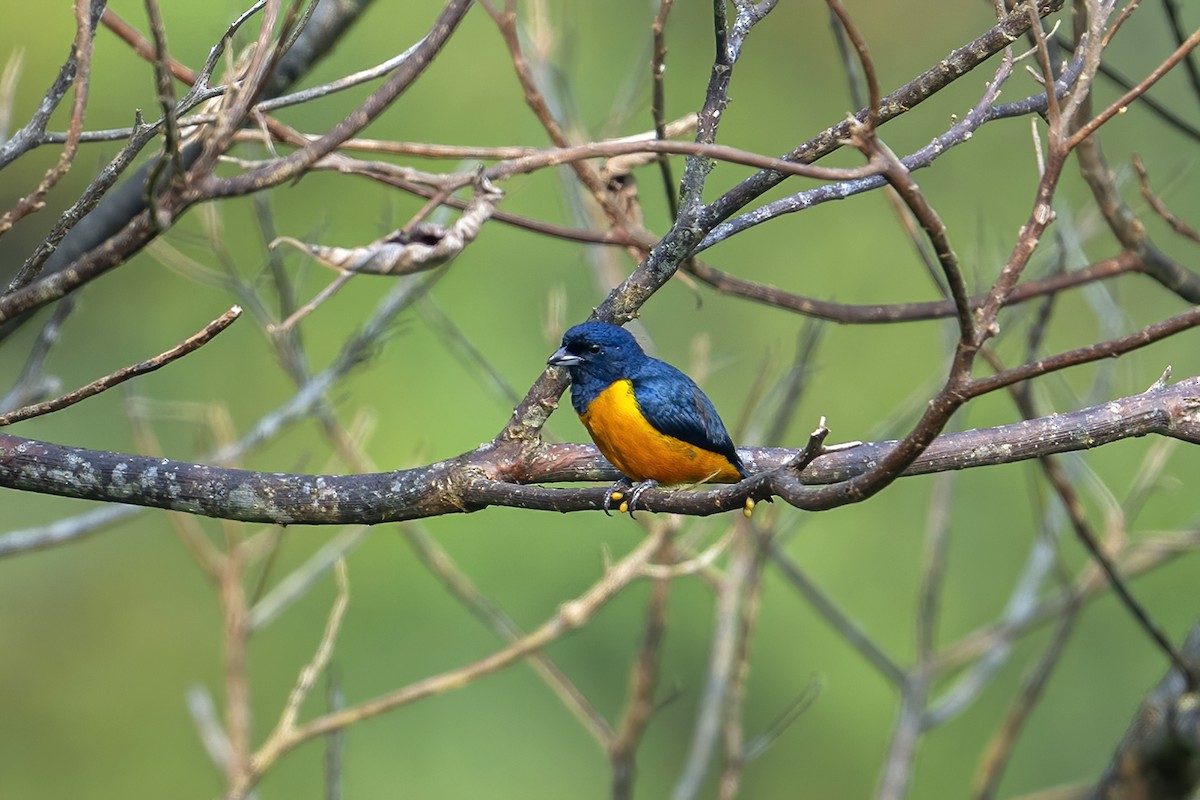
[5,375,1200,524]
[684,252,1141,324]
[0,0,105,170]
[1133,154,1200,246]
[1068,25,1200,149]
[225,529,671,800]
[0,306,242,426]
[198,0,475,200]
[0,0,96,238]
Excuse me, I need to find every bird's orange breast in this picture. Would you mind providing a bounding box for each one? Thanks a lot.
[579,379,743,484]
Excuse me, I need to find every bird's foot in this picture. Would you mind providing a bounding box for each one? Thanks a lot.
[603,477,634,516]
[623,480,660,518]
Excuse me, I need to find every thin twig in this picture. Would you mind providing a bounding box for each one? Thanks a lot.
[611,529,674,799]
[851,127,973,342]
[227,530,669,800]
[0,306,242,426]
[195,0,474,200]
[0,0,105,171]
[142,0,184,225]
[1161,0,1200,104]
[222,533,252,787]
[275,558,351,735]
[0,296,76,414]
[0,0,96,238]
[1132,153,1200,245]
[718,519,769,800]
[102,8,197,84]
[404,524,616,748]
[1067,25,1200,149]
[672,523,756,800]
[685,252,1140,325]
[824,0,880,129]
[650,0,678,219]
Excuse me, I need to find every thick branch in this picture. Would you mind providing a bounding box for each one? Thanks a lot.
[2,377,1198,526]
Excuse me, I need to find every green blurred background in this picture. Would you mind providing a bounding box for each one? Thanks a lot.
[2,1,1199,797]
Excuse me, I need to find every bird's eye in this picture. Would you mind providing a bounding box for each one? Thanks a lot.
[587,344,602,354]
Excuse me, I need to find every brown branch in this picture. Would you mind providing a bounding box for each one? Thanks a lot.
[1026,0,1062,133]
[1065,6,1200,308]
[851,125,973,341]
[684,251,1141,325]
[0,4,474,328]
[649,0,678,219]
[1068,24,1200,148]
[190,0,288,172]
[972,54,1079,355]
[232,112,699,159]
[824,0,881,129]
[101,7,198,86]
[194,0,474,200]
[0,0,95,238]
[224,529,671,800]
[142,0,185,209]
[1133,153,1200,245]
[0,0,105,172]
[0,305,242,426]
[704,0,1066,226]
[611,529,674,799]
[967,306,1200,396]
[404,525,616,749]
[484,138,885,185]
[480,1,610,204]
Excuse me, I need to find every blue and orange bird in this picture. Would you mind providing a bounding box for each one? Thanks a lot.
[547,321,748,515]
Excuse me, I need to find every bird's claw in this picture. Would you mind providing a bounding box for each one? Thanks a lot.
[603,478,633,516]
[624,480,660,518]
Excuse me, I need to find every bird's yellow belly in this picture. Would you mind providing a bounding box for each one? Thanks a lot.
[579,380,741,484]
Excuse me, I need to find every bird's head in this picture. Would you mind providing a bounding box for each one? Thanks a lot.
[547,322,646,386]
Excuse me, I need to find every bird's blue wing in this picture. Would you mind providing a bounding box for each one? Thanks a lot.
[631,359,746,476]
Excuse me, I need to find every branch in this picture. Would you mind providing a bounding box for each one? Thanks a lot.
[196,0,474,200]
[0,0,375,337]
[2,376,1199,525]
[0,0,105,171]
[225,528,671,800]
[683,251,1141,324]
[701,0,1066,229]
[1067,24,1200,149]
[0,0,97,237]
[0,306,241,426]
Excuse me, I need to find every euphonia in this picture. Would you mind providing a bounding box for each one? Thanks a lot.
[547,321,748,515]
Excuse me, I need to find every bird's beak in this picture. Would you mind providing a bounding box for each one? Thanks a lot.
[547,347,582,367]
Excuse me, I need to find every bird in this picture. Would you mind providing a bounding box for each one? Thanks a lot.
[547,321,748,516]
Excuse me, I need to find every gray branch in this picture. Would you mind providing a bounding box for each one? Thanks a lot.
[2,376,1198,528]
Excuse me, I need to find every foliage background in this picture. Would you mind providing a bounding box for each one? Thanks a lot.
[1,0,1198,797]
